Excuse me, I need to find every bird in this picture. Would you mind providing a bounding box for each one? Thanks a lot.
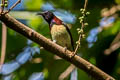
[37,11,75,80]
[37,11,74,52]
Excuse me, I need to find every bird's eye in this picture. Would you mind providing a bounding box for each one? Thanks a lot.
[44,13,47,15]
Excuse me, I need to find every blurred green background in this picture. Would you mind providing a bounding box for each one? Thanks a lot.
[0,0,120,80]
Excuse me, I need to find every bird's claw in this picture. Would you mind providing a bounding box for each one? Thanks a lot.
[69,52,76,58]
[63,47,67,52]
[53,40,56,43]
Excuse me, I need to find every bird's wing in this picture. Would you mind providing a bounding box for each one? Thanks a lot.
[62,22,74,51]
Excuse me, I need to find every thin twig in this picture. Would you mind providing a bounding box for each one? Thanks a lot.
[6,0,21,13]
[84,0,88,9]
[111,32,120,46]
[0,23,7,70]
[1,0,5,14]
[104,32,120,55]
[59,64,76,80]
[104,41,120,55]
[74,0,88,55]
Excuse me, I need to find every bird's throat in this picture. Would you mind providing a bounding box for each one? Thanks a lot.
[52,16,62,24]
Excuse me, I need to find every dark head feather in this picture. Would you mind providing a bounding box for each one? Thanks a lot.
[37,11,54,24]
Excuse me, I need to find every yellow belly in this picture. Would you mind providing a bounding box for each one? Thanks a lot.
[51,24,71,49]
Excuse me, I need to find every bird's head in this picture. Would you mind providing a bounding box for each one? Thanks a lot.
[37,11,54,24]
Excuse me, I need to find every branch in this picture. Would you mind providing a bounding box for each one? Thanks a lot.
[111,32,120,46]
[104,32,120,55]
[7,0,21,13]
[104,41,120,55]
[0,23,7,70]
[59,64,75,80]
[0,0,5,13]
[74,0,89,55]
[0,13,115,80]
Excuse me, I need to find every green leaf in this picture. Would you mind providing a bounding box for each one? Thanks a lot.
[24,0,43,10]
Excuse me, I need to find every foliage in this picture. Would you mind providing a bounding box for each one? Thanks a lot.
[0,0,120,80]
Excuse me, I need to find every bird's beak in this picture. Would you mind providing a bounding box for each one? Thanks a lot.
[36,12,44,16]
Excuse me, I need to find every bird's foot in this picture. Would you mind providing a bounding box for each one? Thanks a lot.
[63,47,67,53]
[69,52,76,58]
[53,40,56,43]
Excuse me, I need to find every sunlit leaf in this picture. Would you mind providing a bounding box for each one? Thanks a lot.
[24,0,43,10]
